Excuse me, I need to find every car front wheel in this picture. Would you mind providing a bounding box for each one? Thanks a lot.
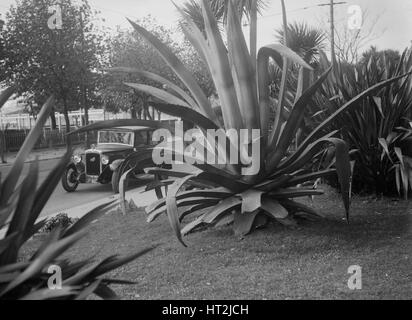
[62,166,79,192]
[111,167,130,194]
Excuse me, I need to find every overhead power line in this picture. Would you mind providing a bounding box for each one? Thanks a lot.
[243,2,347,26]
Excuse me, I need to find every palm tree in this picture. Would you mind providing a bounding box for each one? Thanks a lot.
[276,22,326,68]
[180,0,267,68]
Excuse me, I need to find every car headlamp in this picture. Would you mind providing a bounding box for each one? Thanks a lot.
[73,155,82,164]
[101,155,109,165]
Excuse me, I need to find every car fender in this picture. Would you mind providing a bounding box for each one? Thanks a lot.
[110,159,124,172]
[73,161,85,173]
[66,162,77,172]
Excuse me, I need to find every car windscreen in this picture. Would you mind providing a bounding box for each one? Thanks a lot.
[98,131,134,146]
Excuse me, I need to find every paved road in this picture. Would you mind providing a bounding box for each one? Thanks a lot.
[0,158,194,219]
[0,158,119,218]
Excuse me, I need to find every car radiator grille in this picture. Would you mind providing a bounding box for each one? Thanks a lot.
[86,153,101,176]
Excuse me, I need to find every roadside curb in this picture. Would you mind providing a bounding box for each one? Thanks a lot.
[0,185,159,239]
[52,186,159,220]
[0,154,64,168]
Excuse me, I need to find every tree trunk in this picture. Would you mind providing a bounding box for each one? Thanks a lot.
[0,131,6,164]
[131,107,137,119]
[62,106,72,147]
[50,110,57,130]
[83,88,90,148]
[83,90,89,125]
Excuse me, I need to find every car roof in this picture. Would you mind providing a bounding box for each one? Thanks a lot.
[99,126,152,132]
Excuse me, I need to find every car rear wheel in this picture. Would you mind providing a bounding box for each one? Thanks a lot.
[62,166,79,192]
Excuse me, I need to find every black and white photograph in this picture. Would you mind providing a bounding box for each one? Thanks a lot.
[0,0,411,305]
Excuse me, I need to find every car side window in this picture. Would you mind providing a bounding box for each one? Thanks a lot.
[99,131,109,143]
[135,131,147,147]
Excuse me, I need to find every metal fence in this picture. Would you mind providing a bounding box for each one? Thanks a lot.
[0,108,179,152]
[0,110,130,131]
[4,129,97,152]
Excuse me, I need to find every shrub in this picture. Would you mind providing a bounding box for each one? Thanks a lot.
[0,94,154,300]
[40,213,79,234]
[309,48,412,197]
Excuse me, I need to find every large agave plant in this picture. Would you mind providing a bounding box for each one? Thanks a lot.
[72,0,408,246]
[0,90,153,300]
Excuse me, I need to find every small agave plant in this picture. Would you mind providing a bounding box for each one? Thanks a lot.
[73,0,407,246]
[0,90,153,300]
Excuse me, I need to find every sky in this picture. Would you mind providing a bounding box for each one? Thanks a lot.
[0,0,411,52]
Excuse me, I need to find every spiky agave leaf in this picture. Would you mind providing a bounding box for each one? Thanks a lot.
[108,67,198,109]
[257,43,313,141]
[0,87,15,109]
[199,0,244,130]
[166,175,199,246]
[124,83,192,108]
[127,18,219,124]
[151,102,220,130]
[68,119,174,136]
[119,169,134,215]
[226,0,259,130]
[267,67,331,170]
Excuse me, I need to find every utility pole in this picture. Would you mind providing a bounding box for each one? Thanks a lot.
[330,0,336,66]
[318,1,346,67]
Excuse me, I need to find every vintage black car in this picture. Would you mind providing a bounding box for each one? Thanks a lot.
[61,126,158,193]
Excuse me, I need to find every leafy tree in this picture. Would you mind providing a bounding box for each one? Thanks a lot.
[359,46,401,66]
[328,10,384,65]
[1,0,106,138]
[103,17,178,119]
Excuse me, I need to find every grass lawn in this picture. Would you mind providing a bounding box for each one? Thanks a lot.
[22,186,411,300]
